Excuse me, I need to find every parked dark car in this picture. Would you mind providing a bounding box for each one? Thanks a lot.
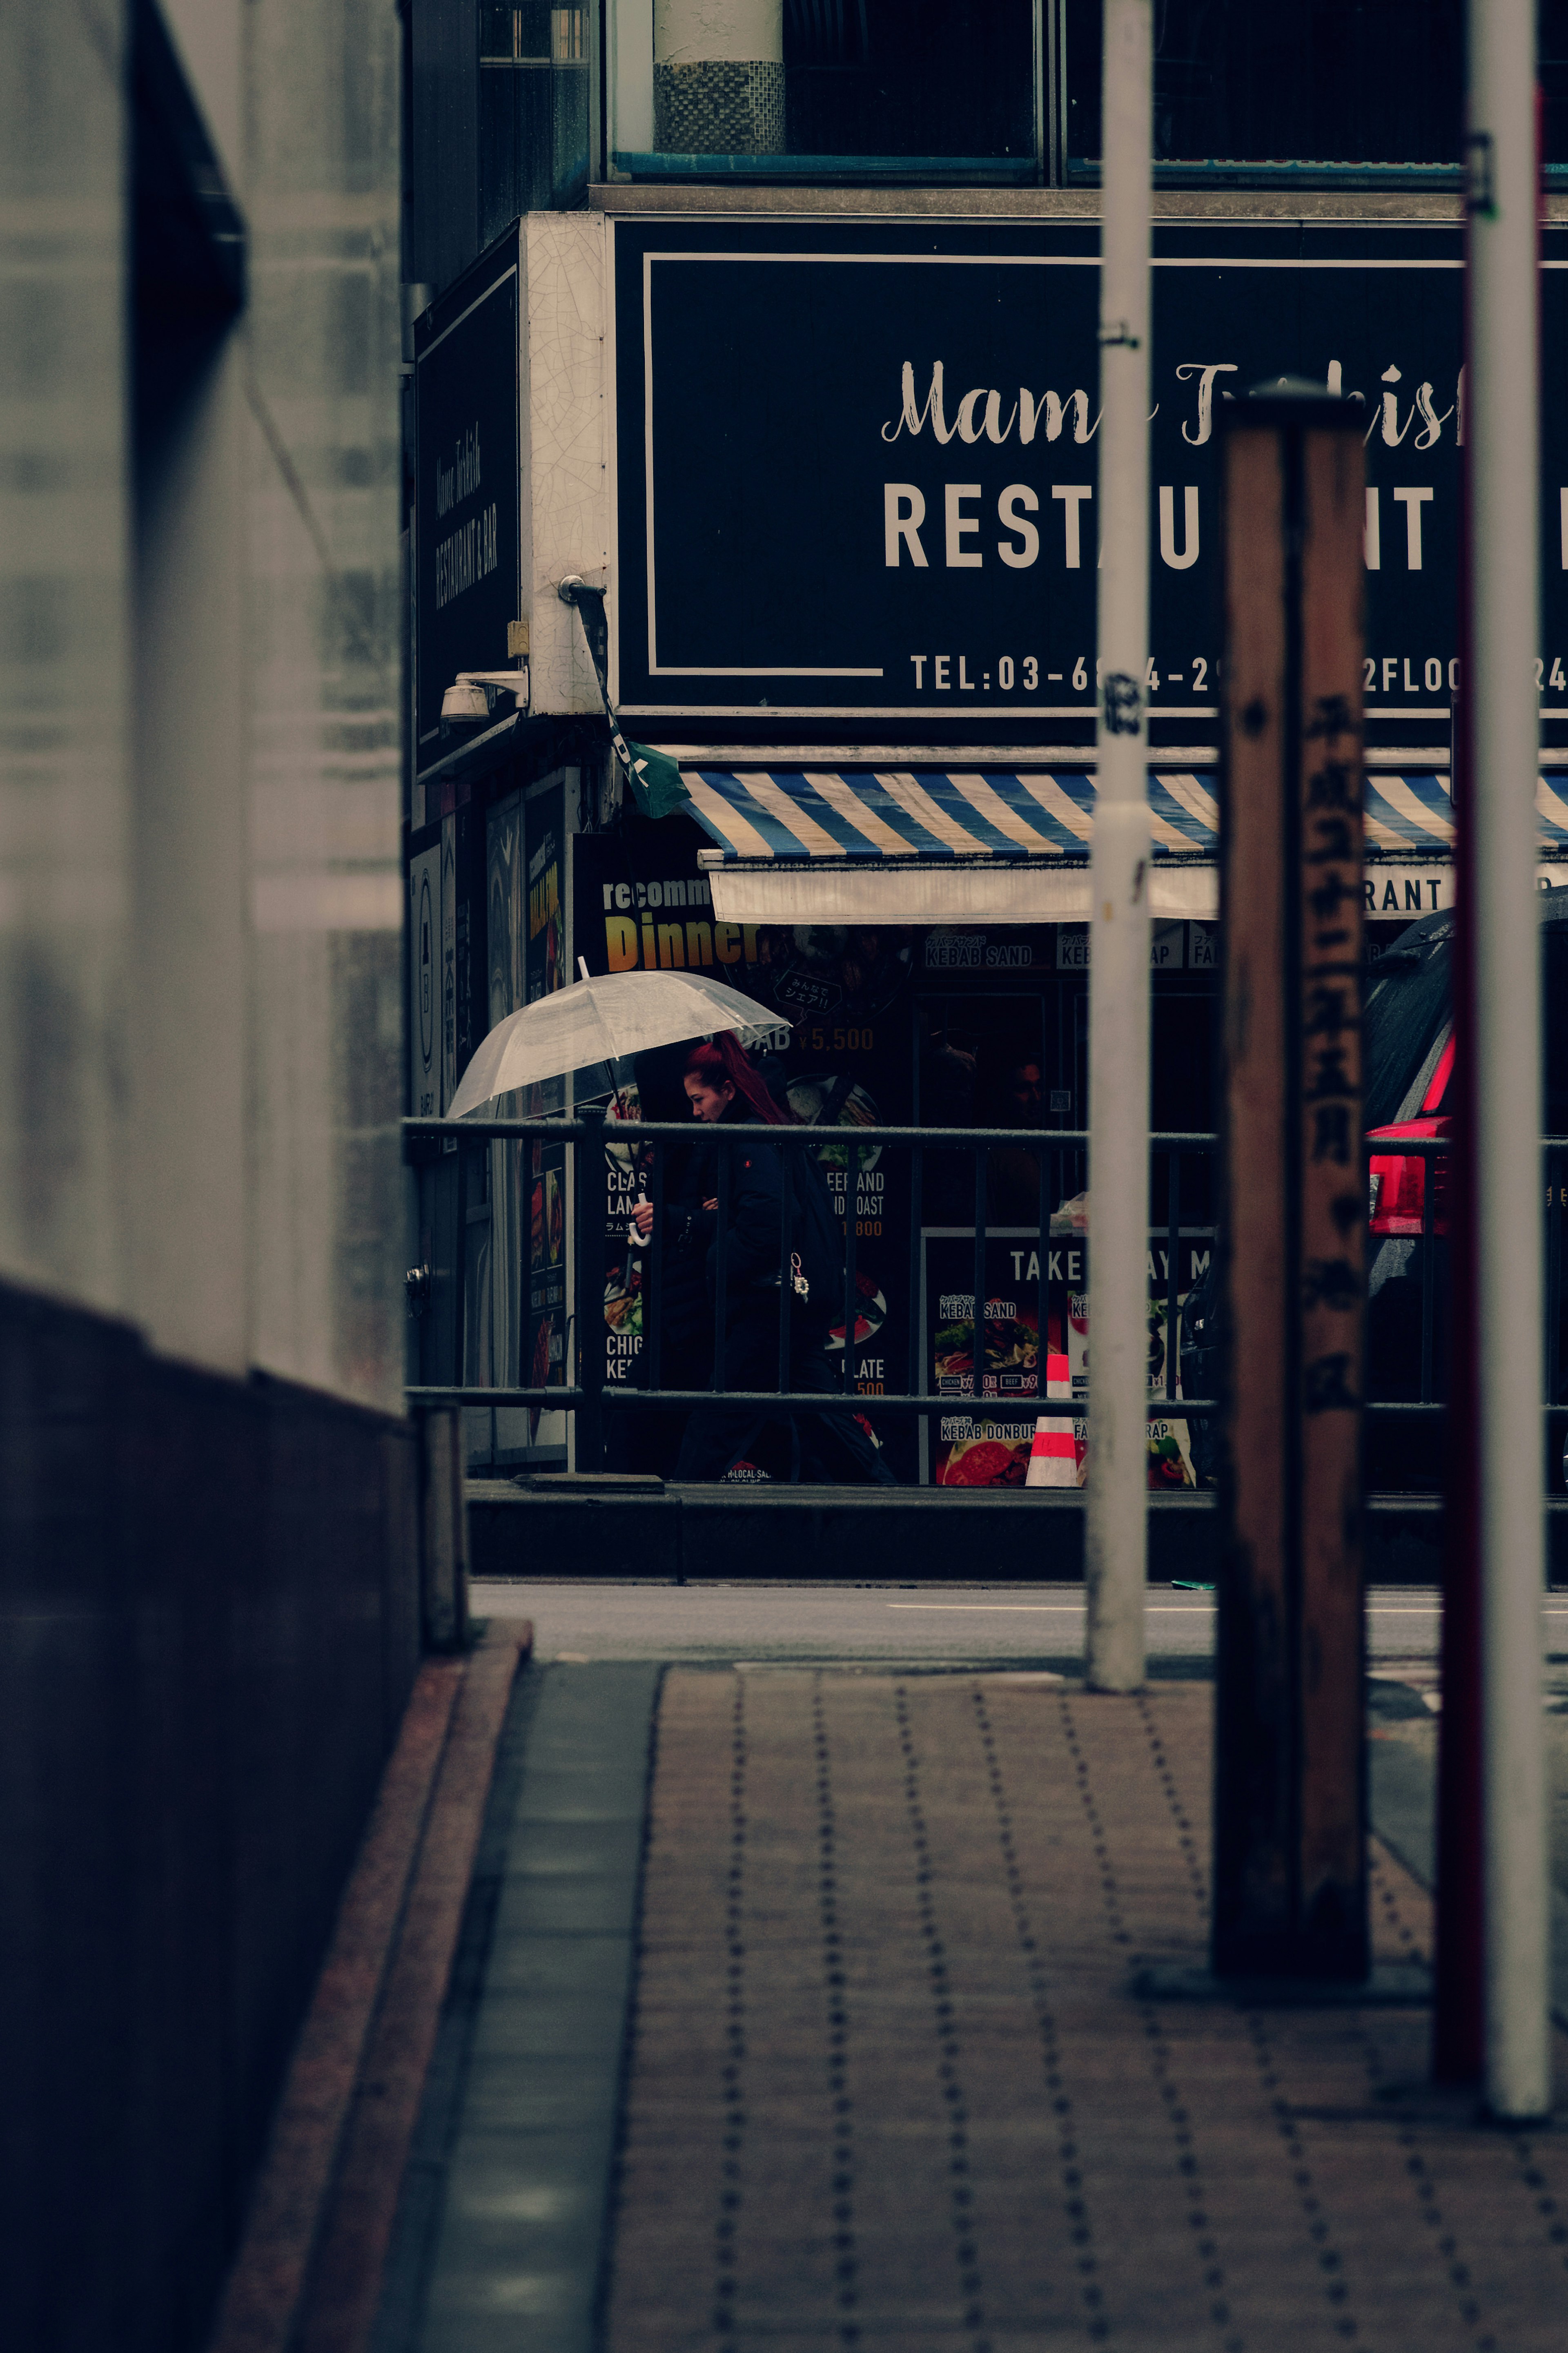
[1361,889,1568,1488]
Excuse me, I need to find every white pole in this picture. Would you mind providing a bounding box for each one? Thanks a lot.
[1086,0,1152,1693]
[1468,0,1550,2119]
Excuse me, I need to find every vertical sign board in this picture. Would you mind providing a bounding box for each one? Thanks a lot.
[409,846,441,1118]
[440,815,458,1113]
[413,236,521,781]
[1215,394,1368,1981]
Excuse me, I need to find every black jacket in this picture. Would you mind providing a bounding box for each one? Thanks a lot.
[653,1135,715,1348]
[704,1110,785,1297]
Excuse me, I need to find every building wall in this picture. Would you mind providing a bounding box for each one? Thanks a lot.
[0,0,405,1412]
[0,7,419,2347]
[0,1274,421,2353]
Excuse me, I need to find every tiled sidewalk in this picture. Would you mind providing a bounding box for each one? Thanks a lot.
[606,1671,1568,2353]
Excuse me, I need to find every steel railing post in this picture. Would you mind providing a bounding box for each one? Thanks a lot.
[1087,0,1154,1693]
[575,1102,607,1471]
[777,1135,793,1394]
[1165,1151,1181,1405]
[647,1138,665,1392]
[971,1147,987,1411]
[842,1141,859,1397]
[1452,0,1550,2120]
[713,1140,731,1395]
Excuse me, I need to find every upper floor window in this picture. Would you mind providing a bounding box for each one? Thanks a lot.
[480,0,1568,206]
[1065,0,1464,175]
[1066,0,1568,178]
[616,0,1038,181]
[480,4,592,237]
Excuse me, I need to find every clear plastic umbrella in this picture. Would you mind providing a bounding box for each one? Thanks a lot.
[446,962,790,1118]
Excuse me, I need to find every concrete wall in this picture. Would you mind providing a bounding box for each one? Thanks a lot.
[0,9,418,2346]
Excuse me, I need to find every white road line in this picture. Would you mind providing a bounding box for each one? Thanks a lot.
[885,1602,1566,1614]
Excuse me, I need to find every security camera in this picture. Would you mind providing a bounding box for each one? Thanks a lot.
[439,668,529,721]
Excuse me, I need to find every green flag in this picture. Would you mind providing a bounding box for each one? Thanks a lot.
[618,736,689,822]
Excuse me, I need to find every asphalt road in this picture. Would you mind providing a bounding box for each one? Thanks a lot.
[464,1581,1568,1670]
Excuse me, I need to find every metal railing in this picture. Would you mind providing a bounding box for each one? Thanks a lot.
[406,1112,1214,1473]
[403,1114,1568,1480]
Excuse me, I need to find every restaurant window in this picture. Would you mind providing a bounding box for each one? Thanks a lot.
[480,3,592,235]
[614,0,1038,182]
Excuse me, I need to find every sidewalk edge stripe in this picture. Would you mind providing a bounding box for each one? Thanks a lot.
[205,1657,466,2353]
[295,1623,532,2353]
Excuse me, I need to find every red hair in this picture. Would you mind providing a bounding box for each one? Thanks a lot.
[686,1033,794,1124]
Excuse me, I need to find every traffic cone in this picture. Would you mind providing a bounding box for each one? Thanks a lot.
[1026,1352,1077,1488]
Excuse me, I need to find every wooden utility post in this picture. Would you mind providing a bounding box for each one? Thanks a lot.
[1213,386,1368,1981]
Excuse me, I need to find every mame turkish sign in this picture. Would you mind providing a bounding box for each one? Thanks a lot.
[609,216,1568,729]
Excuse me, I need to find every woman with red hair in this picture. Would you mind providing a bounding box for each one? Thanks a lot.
[658,1033,895,1485]
[681,1032,794,1126]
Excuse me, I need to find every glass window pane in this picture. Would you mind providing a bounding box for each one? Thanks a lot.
[479,1,588,232]
[646,0,1036,163]
[1066,0,1467,169]
[786,0,1033,160]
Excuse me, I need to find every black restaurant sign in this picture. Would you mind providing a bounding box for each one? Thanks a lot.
[610,215,1568,725]
[414,239,521,778]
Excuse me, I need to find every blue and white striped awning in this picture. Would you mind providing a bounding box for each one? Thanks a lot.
[681,766,1568,923]
[682,765,1501,924]
[682,767,1221,863]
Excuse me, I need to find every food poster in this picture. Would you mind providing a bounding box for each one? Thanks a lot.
[919,1229,1214,1488]
[780,1020,917,1480]
[602,1089,648,1387]
[772,933,922,1477]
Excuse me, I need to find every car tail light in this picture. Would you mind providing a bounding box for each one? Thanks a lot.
[1367,1118,1452,1236]
[1368,1151,1425,1233]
